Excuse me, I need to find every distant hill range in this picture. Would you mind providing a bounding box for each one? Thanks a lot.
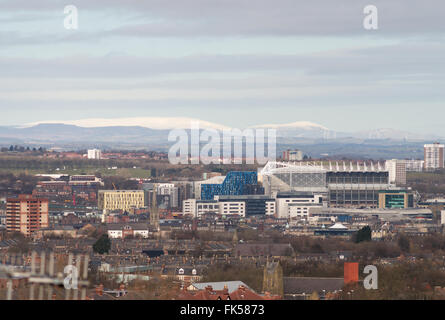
[0,119,441,159]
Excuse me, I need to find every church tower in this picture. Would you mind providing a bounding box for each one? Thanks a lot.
[150,188,160,230]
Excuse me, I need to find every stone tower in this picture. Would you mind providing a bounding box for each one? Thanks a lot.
[232,229,239,244]
[150,188,160,230]
[262,260,283,297]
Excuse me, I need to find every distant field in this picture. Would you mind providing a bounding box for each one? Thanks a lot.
[407,171,445,183]
[0,167,152,179]
[0,155,154,178]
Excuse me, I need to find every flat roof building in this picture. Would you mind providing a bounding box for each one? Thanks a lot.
[98,190,146,216]
[385,159,406,185]
[378,190,415,209]
[261,161,391,208]
[6,195,49,237]
[424,143,444,170]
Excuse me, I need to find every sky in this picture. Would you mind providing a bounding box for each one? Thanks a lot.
[0,0,444,134]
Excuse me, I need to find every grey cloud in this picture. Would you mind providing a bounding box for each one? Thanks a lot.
[1,0,445,37]
[1,42,444,78]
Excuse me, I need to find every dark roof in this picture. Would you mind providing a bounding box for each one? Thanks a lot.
[283,277,344,295]
[43,225,75,231]
[142,249,164,258]
[235,243,294,257]
[107,223,149,231]
[162,266,205,276]
[0,239,18,248]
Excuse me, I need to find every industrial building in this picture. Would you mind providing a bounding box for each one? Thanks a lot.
[261,161,394,208]
[261,161,328,195]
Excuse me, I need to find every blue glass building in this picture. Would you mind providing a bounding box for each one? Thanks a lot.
[201,171,260,200]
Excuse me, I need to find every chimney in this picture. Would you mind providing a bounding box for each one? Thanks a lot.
[223,285,229,295]
[344,262,359,284]
[95,284,104,296]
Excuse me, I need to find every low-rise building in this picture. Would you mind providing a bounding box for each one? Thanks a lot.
[107,223,150,239]
[275,192,324,219]
[378,190,415,209]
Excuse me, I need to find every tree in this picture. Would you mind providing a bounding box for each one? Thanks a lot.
[93,234,111,254]
[398,234,411,253]
[7,232,30,253]
[354,226,372,243]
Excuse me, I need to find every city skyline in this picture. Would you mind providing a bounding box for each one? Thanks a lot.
[3,1,445,305]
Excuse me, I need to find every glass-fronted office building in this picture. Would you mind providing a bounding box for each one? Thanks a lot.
[201,171,260,200]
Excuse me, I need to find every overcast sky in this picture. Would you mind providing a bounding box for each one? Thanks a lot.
[1,0,444,133]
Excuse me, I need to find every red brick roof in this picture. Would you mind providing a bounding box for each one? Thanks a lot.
[176,285,281,300]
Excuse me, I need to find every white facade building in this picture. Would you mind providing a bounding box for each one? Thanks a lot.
[87,149,102,160]
[405,159,424,172]
[183,199,197,216]
[183,197,275,217]
[424,143,444,170]
[196,201,219,217]
[157,183,179,208]
[108,230,123,239]
[275,193,324,219]
[385,159,407,185]
[265,201,276,216]
[182,199,219,218]
[219,201,246,217]
[107,224,150,239]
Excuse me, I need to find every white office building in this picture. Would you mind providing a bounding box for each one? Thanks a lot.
[87,149,102,160]
[183,199,197,216]
[405,159,424,172]
[265,201,276,216]
[219,201,246,217]
[157,183,179,208]
[182,199,219,218]
[385,159,406,185]
[275,193,324,219]
[424,143,444,170]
